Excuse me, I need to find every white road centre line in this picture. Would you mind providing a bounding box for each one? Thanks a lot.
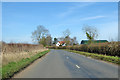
[66,57,69,59]
[76,65,80,69]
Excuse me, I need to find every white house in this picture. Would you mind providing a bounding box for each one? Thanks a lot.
[56,41,66,46]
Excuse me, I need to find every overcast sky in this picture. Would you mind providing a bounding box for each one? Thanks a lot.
[2,2,118,43]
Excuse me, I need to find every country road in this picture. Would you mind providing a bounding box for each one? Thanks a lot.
[14,50,118,78]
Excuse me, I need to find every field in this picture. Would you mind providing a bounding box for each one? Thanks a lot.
[0,42,49,79]
[2,50,50,79]
[1,42,48,66]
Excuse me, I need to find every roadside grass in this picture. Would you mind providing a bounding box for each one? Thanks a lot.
[2,50,50,79]
[2,43,46,66]
[65,49,120,65]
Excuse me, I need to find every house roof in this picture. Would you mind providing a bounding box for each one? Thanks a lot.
[58,41,65,44]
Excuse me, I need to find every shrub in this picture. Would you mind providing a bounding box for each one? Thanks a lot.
[47,42,120,57]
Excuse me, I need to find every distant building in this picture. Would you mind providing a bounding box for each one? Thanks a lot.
[81,40,108,44]
[56,41,66,46]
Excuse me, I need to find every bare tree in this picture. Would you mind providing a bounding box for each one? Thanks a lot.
[82,25,98,41]
[73,37,78,45]
[62,29,71,45]
[63,29,71,38]
[31,25,49,45]
[64,36,71,45]
[70,37,78,45]
[58,37,64,41]
[39,36,46,46]
[46,35,52,46]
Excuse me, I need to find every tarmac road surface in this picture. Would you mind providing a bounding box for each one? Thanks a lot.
[14,50,118,78]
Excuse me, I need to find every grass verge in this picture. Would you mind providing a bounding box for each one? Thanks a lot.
[2,50,50,79]
[65,49,120,65]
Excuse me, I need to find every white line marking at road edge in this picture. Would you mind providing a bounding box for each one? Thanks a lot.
[76,65,80,68]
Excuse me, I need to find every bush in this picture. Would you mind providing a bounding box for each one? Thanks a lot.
[47,42,120,57]
[67,50,120,64]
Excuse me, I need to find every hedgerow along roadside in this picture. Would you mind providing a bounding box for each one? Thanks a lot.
[66,49,120,65]
[47,42,120,57]
[2,50,50,79]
